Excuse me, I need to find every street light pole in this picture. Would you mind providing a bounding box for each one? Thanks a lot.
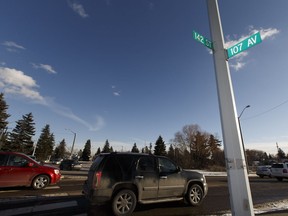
[238,105,250,173]
[66,129,76,158]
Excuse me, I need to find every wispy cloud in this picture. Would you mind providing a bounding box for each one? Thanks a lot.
[68,1,89,18]
[2,41,25,52]
[112,85,121,96]
[32,63,57,74]
[0,67,104,131]
[225,27,280,71]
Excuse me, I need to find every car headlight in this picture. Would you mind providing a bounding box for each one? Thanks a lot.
[54,169,60,175]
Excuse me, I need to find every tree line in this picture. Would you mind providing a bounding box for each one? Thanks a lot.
[0,92,286,169]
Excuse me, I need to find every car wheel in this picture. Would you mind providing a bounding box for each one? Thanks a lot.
[276,177,283,182]
[259,175,264,178]
[32,175,50,189]
[112,189,137,216]
[186,184,204,206]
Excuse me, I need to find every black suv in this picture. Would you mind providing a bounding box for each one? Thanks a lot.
[83,152,208,216]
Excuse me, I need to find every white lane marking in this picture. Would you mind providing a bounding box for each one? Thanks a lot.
[1,200,78,216]
[44,186,60,189]
[0,186,60,194]
[41,193,68,197]
[0,190,20,193]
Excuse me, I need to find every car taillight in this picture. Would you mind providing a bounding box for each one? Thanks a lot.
[283,169,287,173]
[94,171,102,188]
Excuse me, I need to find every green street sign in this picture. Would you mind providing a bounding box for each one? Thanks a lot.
[193,30,213,50]
[227,32,262,59]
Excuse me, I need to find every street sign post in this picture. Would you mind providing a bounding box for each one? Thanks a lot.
[207,0,255,215]
[227,32,262,59]
[193,30,213,50]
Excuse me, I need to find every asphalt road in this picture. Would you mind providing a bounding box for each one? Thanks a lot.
[1,174,288,215]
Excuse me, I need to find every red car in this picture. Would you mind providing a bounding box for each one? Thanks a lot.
[0,152,61,189]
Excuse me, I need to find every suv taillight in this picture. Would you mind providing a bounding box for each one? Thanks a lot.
[283,169,287,173]
[94,171,102,188]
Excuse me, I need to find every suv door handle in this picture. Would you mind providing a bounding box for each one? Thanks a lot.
[160,176,167,179]
[135,175,144,179]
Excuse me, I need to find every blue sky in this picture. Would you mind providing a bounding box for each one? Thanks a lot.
[0,0,287,155]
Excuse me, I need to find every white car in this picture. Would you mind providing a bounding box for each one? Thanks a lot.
[256,165,271,178]
[270,162,288,181]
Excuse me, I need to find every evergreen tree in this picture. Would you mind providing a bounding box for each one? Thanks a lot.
[0,93,10,131]
[35,124,55,161]
[82,139,91,161]
[154,136,166,156]
[149,143,153,154]
[102,139,112,153]
[54,139,66,159]
[96,147,101,155]
[167,144,175,161]
[131,143,139,153]
[142,146,149,154]
[0,93,10,150]
[77,149,83,159]
[8,113,35,154]
[277,147,286,160]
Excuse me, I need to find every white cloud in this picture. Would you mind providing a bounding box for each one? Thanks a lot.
[113,91,120,96]
[248,26,280,40]
[0,67,43,102]
[230,61,246,71]
[2,41,25,52]
[0,67,104,131]
[225,27,280,71]
[32,63,57,74]
[112,85,121,96]
[2,41,25,50]
[68,1,89,18]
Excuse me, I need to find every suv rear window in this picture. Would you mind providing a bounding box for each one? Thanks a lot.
[115,155,138,180]
[272,163,284,168]
[90,155,105,171]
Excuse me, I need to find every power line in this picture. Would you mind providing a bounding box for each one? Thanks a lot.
[243,99,288,120]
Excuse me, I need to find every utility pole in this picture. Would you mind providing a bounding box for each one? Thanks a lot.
[207,0,254,215]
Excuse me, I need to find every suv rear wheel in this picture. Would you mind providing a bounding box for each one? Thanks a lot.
[186,184,204,206]
[112,189,137,216]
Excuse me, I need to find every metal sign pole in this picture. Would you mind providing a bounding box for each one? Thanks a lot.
[206,0,254,215]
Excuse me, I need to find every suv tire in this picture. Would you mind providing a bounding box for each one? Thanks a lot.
[187,184,204,206]
[112,189,137,216]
